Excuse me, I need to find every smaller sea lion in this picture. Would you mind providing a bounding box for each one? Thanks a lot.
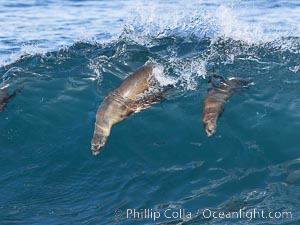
[202,73,250,137]
[0,84,24,112]
[91,64,167,156]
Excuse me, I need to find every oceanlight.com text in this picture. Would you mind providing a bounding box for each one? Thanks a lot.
[114,208,292,222]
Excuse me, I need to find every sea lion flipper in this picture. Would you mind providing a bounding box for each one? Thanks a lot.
[133,84,174,112]
[228,77,251,88]
[227,78,251,94]
[134,93,163,112]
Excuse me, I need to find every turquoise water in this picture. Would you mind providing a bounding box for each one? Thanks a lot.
[1,1,300,224]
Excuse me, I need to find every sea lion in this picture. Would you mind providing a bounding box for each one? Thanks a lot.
[91,64,166,156]
[0,84,24,112]
[202,73,249,137]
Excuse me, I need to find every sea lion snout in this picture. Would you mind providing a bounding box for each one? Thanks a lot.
[204,122,216,137]
[91,135,107,156]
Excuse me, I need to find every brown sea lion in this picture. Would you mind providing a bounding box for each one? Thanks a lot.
[0,84,24,112]
[91,64,166,156]
[202,73,249,137]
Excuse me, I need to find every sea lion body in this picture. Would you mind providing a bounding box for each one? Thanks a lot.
[202,74,249,137]
[91,64,163,155]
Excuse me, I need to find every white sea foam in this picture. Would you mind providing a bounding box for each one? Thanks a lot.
[148,58,207,91]
[123,0,299,45]
[111,0,299,91]
[289,65,300,73]
[1,0,299,88]
[151,64,177,87]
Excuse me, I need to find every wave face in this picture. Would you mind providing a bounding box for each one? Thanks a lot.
[1,1,300,224]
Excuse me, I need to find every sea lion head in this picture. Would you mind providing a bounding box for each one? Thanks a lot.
[204,120,217,137]
[91,135,107,156]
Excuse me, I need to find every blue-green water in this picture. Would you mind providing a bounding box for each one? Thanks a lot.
[1,1,300,224]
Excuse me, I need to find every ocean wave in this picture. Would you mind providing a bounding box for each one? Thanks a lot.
[1,0,299,97]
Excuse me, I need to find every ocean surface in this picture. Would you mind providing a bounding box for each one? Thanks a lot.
[0,0,300,224]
